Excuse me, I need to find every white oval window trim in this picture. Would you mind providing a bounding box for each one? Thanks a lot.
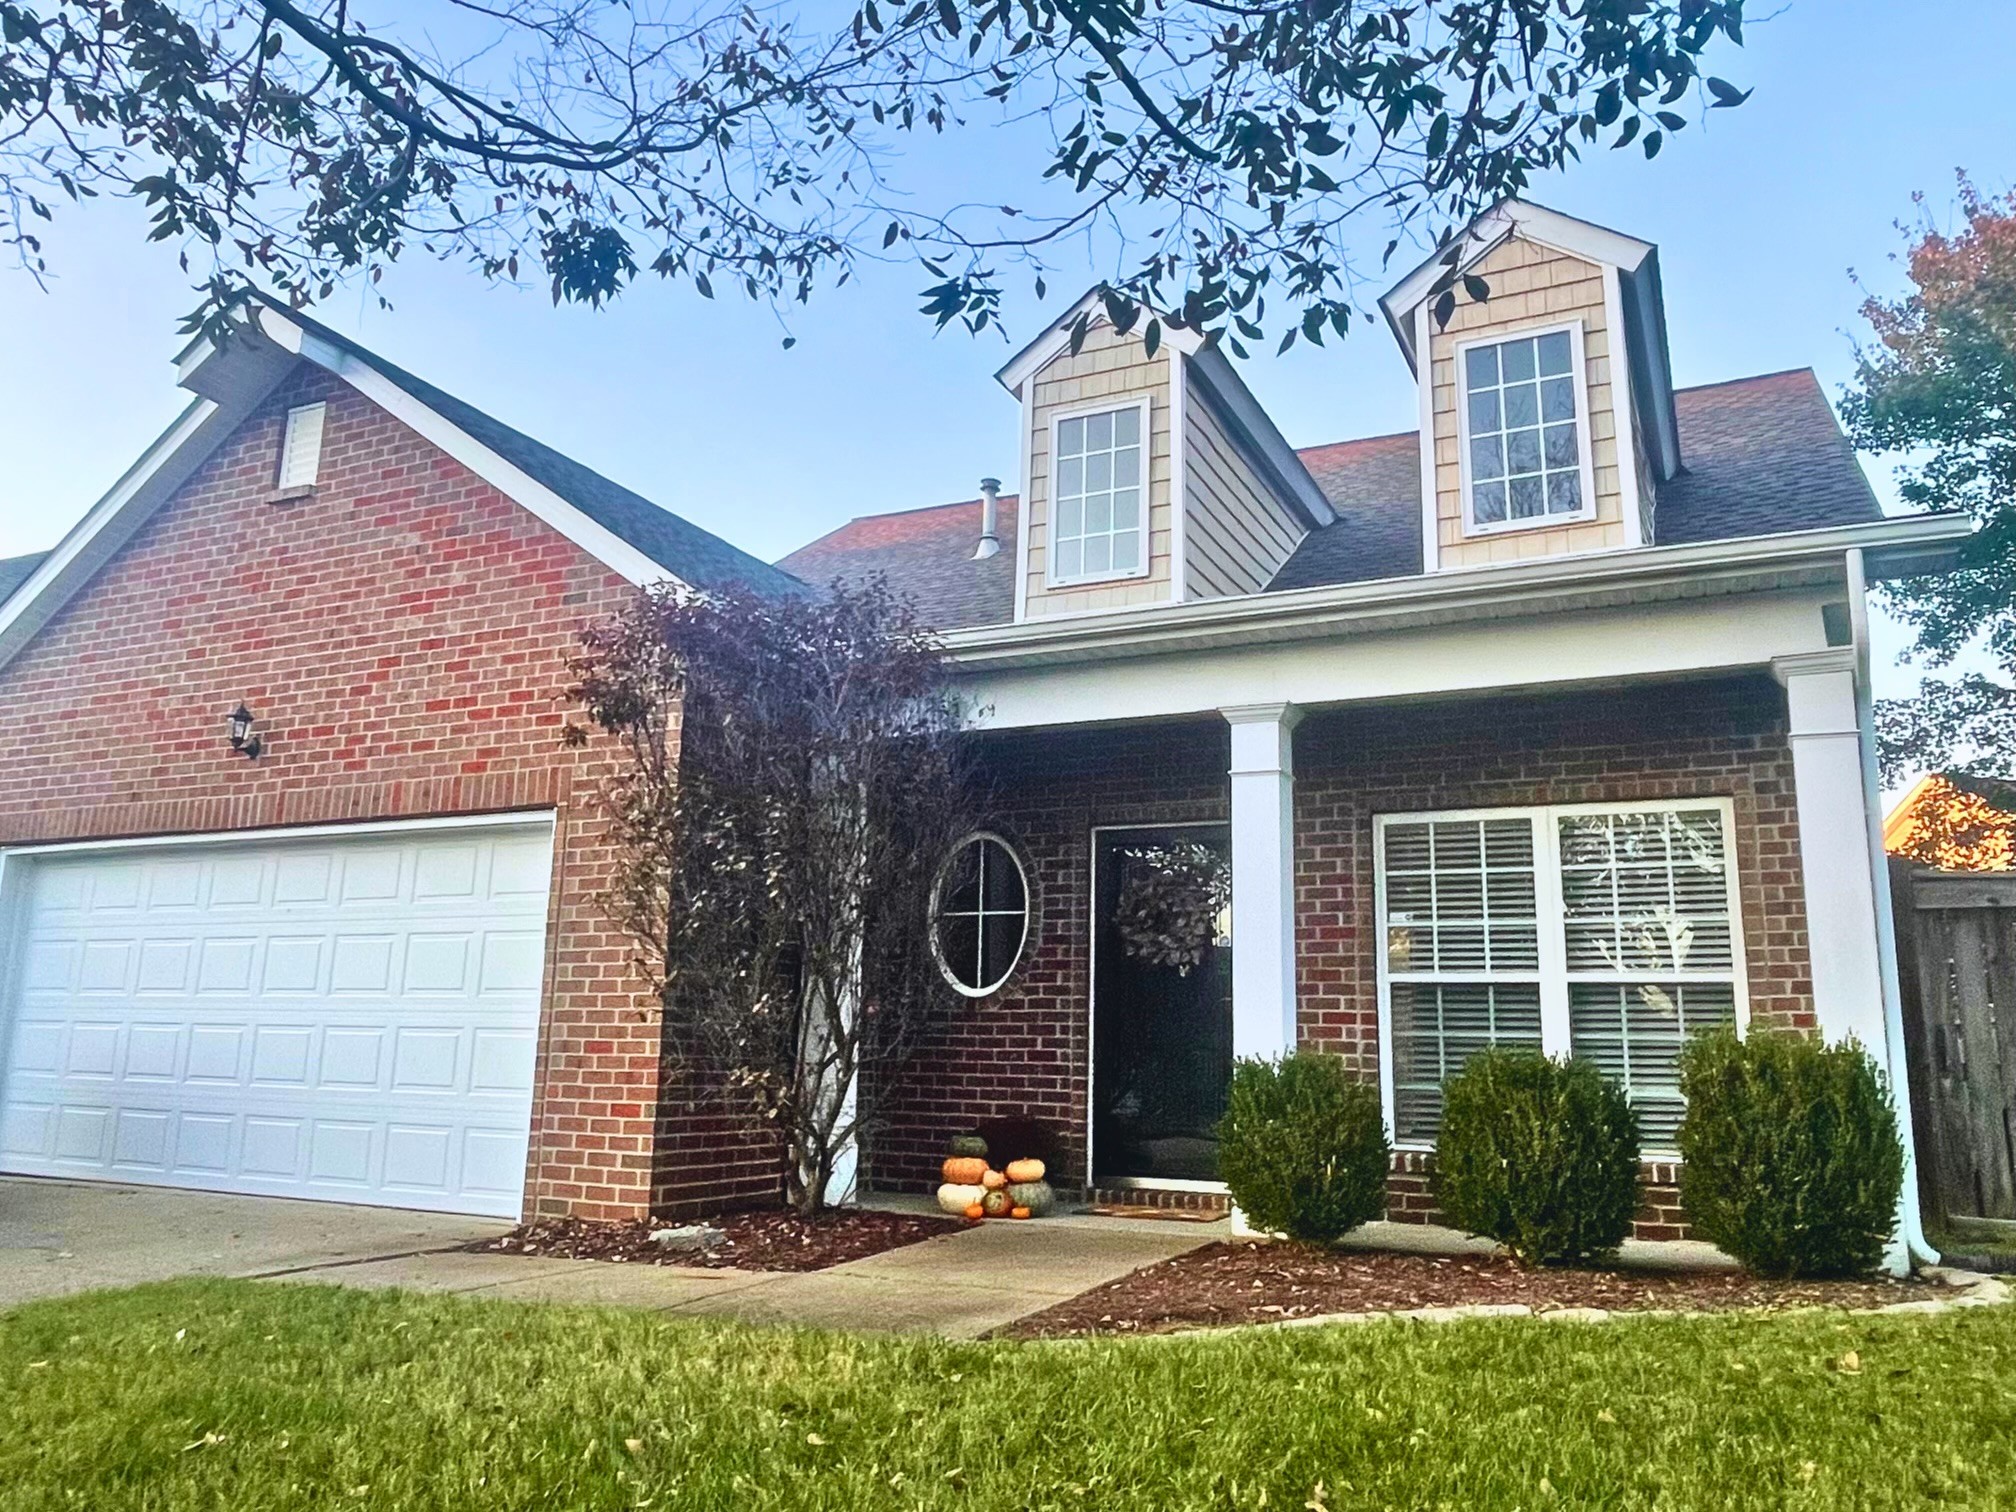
[930,831,1031,999]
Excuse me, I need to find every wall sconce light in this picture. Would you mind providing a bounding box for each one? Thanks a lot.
[227,702,263,761]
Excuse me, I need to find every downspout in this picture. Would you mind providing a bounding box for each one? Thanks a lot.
[1847,546,1940,1267]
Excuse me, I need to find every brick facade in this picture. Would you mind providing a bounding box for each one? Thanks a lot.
[871,676,1810,1238]
[0,365,773,1221]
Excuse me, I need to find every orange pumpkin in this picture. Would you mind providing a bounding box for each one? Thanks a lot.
[980,1168,1008,1190]
[941,1156,988,1185]
[1003,1158,1046,1184]
[1011,1206,1032,1220]
[963,1203,985,1220]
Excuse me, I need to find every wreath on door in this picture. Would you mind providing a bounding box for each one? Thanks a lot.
[1113,842,1232,975]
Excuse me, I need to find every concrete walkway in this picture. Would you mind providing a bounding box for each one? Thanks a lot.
[0,1176,508,1305]
[269,1207,1221,1338]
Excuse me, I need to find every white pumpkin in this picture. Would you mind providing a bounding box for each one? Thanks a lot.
[936,1182,988,1215]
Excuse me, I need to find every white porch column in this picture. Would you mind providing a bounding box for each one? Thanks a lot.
[1773,649,1887,1051]
[1223,702,1303,1062]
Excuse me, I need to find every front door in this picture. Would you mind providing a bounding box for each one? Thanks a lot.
[1091,825,1234,1184]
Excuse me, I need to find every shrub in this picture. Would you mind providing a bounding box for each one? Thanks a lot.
[1433,1049,1641,1267]
[1219,1054,1390,1244]
[1677,1028,1905,1278]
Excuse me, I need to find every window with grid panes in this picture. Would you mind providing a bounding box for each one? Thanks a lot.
[1049,403,1146,583]
[1377,802,1742,1151]
[1461,328,1587,529]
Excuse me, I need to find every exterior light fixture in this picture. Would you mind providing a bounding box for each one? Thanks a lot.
[227,702,263,761]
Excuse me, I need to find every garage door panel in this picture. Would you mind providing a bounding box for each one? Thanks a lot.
[1,824,551,1218]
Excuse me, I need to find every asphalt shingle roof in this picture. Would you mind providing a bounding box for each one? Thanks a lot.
[0,551,48,609]
[271,301,806,598]
[782,368,1885,628]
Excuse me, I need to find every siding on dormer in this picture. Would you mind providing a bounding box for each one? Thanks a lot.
[1022,321,1174,617]
[1428,236,1629,567]
[1183,384,1306,598]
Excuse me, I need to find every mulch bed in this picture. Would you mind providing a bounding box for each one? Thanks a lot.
[466,1208,962,1273]
[1003,1241,1944,1337]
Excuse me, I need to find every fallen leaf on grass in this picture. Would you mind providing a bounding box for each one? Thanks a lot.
[181,1432,228,1453]
[1836,1350,1862,1374]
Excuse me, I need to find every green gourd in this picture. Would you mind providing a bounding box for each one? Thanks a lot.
[949,1134,990,1159]
[1005,1180,1055,1216]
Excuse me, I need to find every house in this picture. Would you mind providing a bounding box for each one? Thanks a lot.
[0,201,1971,1250]
[1884,774,2016,872]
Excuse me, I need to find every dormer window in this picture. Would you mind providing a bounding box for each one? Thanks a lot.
[1457,325,1594,534]
[1048,399,1148,585]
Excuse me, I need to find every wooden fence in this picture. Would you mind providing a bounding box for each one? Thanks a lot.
[1892,860,2016,1224]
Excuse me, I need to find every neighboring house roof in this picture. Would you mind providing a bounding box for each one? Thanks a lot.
[786,367,1885,626]
[1885,773,2016,872]
[780,495,1021,630]
[262,301,804,599]
[0,551,48,609]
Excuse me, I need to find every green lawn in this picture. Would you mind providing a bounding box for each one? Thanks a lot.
[5,1281,2016,1509]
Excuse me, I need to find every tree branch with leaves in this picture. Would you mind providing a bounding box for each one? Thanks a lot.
[2,0,1747,349]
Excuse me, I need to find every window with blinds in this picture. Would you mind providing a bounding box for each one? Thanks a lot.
[1380,816,1545,1144]
[1376,802,1744,1153]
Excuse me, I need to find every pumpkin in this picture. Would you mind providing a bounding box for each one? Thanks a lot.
[949,1134,990,1159]
[980,1168,1008,1191]
[1010,1207,1032,1220]
[941,1156,988,1185]
[936,1182,987,1215]
[1003,1158,1046,1184]
[1005,1179,1055,1216]
[981,1187,1013,1217]
[963,1203,985,1220]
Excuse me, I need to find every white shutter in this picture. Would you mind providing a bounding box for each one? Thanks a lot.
[278,402,326,488]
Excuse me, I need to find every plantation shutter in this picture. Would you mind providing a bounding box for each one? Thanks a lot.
[1558,807,1739,1151]
[1379,816,1545,1143]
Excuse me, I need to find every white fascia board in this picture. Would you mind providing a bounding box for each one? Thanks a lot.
[995,289,1205,396]
[0,397,247,673]
[1380,200,1656,367]
[962,584,1840,731]
[941,512,1973,670]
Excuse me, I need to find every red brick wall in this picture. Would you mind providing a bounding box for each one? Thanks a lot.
[0,364,771,1220]
[875,676,1809,1239]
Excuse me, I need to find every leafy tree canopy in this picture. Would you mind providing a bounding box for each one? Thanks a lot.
[1843,180,2016,789]
[1,0,1748,349]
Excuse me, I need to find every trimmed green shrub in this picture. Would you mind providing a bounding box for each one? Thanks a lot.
[1677,1028,1905,1278]
[1219,1053,1390,1244]
[1433,1049,1641,1267]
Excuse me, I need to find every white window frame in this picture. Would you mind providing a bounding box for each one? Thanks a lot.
[277,400,327,489]
[1373,797,1749,1155]
[1044,395,1155,589]
[929,831,1032,999]
[1452,320,1598,538]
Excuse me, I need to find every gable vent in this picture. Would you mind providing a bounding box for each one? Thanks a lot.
[277,401,326,489]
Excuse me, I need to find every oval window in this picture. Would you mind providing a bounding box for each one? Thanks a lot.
[932,833,1030,997]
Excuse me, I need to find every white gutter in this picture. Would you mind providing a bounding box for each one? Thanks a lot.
[1848,546,1939,1268]
[943,512,1972,668]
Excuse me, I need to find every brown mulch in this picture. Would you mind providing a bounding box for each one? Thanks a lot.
[1003,1241,1944,1337]
[465,1208,962,1273]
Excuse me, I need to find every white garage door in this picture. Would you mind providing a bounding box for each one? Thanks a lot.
[0,820,553,1218]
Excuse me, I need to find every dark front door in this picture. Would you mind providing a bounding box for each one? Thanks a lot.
[1092,825,1234,1183]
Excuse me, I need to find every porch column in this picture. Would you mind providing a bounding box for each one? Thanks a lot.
[1773,650,1887,1051]
[1223,702,1303,1062]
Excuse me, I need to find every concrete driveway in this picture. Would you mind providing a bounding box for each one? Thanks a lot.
[0,1176,509,1306]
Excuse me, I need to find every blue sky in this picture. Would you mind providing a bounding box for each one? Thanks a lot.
[1,0,2008,716]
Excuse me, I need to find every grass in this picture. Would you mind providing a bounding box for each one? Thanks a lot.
[5,1281,2016,1509]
